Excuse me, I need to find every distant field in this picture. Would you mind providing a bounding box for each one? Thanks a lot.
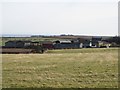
[2,48,118,88]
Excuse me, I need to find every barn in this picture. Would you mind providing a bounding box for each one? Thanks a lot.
[5,40,32,48]
[53,40,80,49]
[2,40,45,54]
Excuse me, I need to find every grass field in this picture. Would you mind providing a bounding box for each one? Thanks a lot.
[2,48,118,88]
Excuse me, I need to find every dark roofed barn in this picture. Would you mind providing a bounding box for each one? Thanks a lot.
[53,40,80,49]
[5,41,16,48]
[5,40,32,48]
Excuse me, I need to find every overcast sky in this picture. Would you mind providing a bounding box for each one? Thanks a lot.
[0,0,119,36]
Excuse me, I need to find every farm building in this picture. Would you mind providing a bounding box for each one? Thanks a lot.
[42,41,54,49]
[98,41,111,48]
[5,41,16,48]
[92,37,102,47]
[3,40,46,54]
[82,40,91,48]
[53,40,81,49]
[5,40,32,48]
[77,38,91,48]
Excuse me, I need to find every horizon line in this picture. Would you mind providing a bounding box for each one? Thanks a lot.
[1,34,118,37]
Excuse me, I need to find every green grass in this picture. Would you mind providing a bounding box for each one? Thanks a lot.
[2,48,118,88]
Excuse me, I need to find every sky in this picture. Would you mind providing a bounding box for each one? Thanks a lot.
[0,0,119,36]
